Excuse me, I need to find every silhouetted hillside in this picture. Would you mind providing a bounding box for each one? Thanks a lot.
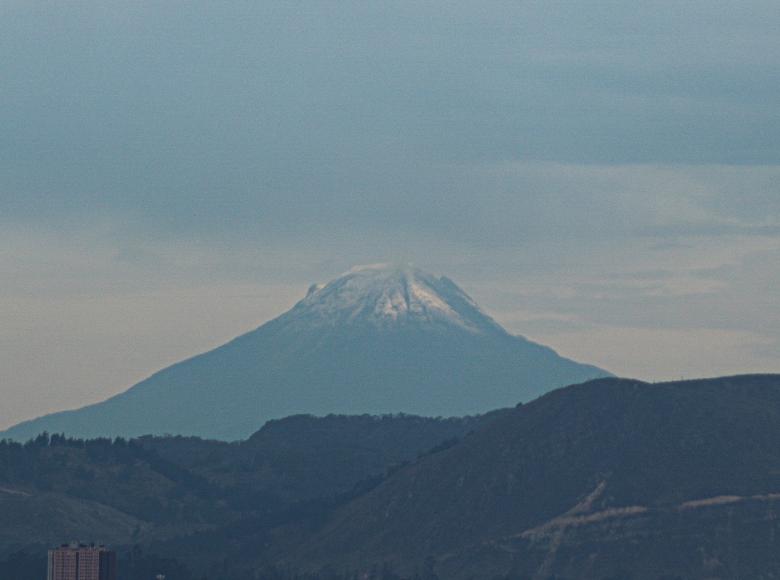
[0,413,483,560]
[6,376,780,579]
[141,413,486,502]
[281,375,780,580]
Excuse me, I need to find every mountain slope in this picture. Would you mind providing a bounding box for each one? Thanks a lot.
[1,265,609,440]
[281,375,780,579]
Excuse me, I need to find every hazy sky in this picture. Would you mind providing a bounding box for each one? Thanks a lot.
[2,1,780,429]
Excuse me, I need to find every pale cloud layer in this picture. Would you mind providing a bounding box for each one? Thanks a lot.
[2,1,779,428]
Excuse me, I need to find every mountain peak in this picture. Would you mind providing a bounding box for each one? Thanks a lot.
[291,264,503,334]
[0,264,611,441]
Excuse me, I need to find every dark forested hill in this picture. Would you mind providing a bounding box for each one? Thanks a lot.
[279,375,780,580]
[5,376,780,580]
[140,413,487,503]
[0,413,485,565]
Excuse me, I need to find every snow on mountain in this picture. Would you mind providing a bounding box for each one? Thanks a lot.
[286,264,503,334]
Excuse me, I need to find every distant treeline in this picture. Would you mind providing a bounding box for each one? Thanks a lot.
[0,432,222,522]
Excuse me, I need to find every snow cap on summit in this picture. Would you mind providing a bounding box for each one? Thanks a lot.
[293,263,504,334]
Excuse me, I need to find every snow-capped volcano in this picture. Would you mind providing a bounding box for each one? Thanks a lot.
[1,265,611,441]
[288,264,503,334]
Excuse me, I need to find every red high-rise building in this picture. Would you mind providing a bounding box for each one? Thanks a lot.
[47,543,117,580]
